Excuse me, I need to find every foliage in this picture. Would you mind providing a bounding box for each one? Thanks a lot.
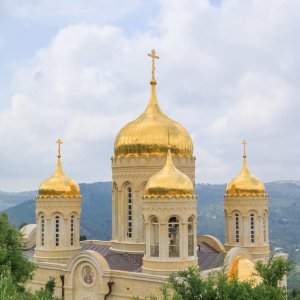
[165,256,292,300]
[45,277,56,297]
[0,212,35,288]
[132,296,157,300]
[289,288,300,299]
[255,253,294,287]
[80,235,87,241]
[0,270,57,300]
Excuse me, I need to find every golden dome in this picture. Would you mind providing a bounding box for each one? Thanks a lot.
[145,148,195,197]
[228,255,262,285]
[114,50,193,157]
[38,140,81,198]
[226,140,266,196]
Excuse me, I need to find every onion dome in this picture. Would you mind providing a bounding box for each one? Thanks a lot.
[226,140,266,196]
[145,148,195,197]
[38,140,81,197]
[114,49,193,158]
[228,255,262,285]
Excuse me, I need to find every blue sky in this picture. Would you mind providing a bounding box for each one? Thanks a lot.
[0,0,299,191]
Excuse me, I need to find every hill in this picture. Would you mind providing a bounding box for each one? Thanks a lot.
[4,181,300,288]
[0,190,36,210]
[4,181,300,255]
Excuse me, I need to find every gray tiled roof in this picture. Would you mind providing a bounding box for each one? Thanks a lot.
[82,241,223,272]
[23,242,223,272]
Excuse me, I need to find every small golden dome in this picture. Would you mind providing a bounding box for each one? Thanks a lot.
[226,140,266,196]
[114,50,193,157]
[228,255,262,285]
[38,140,80,197]
[145,148,195,197]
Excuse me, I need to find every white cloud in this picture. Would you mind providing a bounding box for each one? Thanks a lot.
[0,0,300,191]
[1,0,143,21]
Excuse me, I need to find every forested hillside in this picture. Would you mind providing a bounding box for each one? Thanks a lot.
[4,181,300,288]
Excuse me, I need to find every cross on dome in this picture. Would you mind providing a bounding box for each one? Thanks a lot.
[147,49,159,84]
[242,139,247,158]
[56,139,63,158]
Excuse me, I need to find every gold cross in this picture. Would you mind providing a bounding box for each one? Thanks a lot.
[148,49,159,83]
[56,139,63,157]
[242,139,247,157]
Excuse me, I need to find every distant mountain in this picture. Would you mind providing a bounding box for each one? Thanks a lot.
[5,180,300,289]
[4,181,300,255]
[0,190,36,211]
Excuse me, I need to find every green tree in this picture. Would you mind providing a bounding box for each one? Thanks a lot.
[0,212,35,289]
[0,269,57,300]
[45,277,56,297]
[165,255,293,300]
[255,253,294,287]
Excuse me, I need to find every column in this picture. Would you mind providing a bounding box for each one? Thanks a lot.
[181,221,187,259]
[145,221,150,259]
[242,216,248,246]
[228,215,233,245]
[257,215,262,246]
[160,222,167,261]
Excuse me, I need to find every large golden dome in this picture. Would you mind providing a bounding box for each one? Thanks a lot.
[145,148,195,197]
[226,141,266,196]
[38,140,81,198]
[114,51,193,157]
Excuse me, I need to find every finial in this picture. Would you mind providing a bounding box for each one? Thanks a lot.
[242,139,248,165]
[56,139,63,158]
[242,139,247,158]
[147,49,159,85]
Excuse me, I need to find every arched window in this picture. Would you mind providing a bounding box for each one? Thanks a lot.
[235,213,240,243]
[41,216,45,246]
[55,216,60,247]
[168,217,180,258]
[188,216,195,256]
[70,215,75,246]
[263,212,267,243]
[250,213,255,243]
[150,216,159,257]
[127,187,132,238]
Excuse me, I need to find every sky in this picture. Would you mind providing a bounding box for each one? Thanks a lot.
[0,0,299,192]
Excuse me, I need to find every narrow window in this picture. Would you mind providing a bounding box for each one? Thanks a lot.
[55,216,60,247]
[150,216,159,257]
[168,217,180,258]
[41,216,45,246]
[235,213,240,243]
[250,213,255,243]
[70,216,75,246]
[263,212,267,243]
[127,187,132,238]
[188,217,195,256]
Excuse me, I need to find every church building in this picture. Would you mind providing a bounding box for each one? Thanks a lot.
[21,50,270,299]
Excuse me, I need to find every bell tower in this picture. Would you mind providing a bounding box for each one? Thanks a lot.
[142,148,198,274]
[35,140,82,264]
[111,50,195,252]
[224,140,269,260]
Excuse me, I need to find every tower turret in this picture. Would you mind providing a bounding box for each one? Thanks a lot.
[142,148,198,274]
[224,140,269,260]
[35,140,82,263]
[111,50,195,252]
